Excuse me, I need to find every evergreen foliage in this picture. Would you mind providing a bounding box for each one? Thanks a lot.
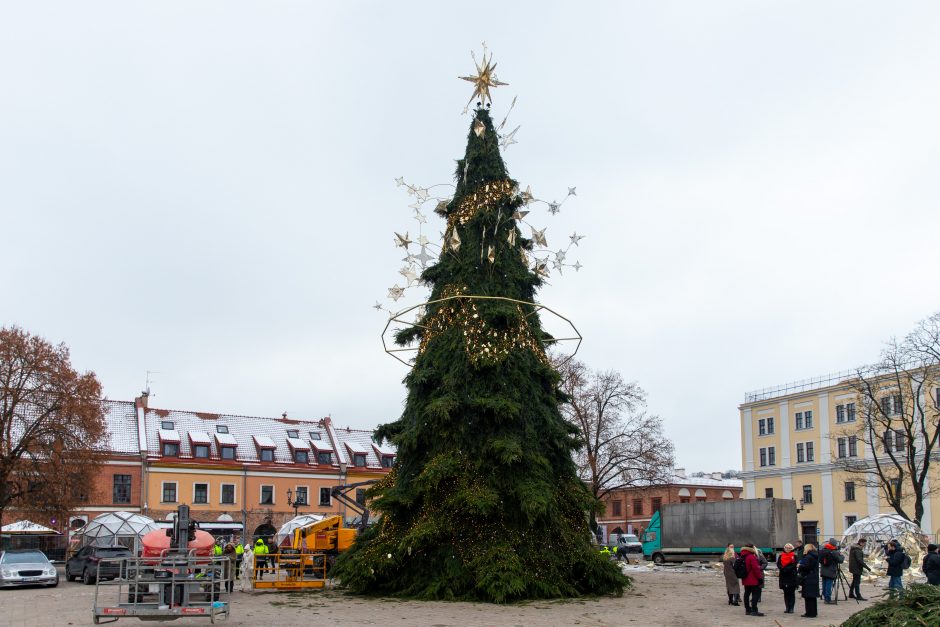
[332,109,629,602]
[840,583,940,626]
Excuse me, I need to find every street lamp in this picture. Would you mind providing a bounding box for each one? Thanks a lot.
[286,487,306,519]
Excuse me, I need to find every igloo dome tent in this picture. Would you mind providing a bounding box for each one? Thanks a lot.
[275,514,325,547]
[843,513,928,558]
[80,512,158,554]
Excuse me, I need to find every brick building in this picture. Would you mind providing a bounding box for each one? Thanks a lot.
[596,469,743,541]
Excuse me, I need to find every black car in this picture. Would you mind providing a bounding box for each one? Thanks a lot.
[65,545,132,584]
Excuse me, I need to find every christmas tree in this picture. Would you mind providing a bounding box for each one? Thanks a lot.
[333,55,628,603]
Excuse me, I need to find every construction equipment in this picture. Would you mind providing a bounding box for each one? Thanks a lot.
[92,505,231,623]
[330,480,377,530]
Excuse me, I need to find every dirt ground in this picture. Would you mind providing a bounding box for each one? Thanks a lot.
[0,564,889,626]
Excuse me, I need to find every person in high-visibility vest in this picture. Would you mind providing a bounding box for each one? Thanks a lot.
[254,538,269,580]
[234,541,244,580]
[599,545,611,559]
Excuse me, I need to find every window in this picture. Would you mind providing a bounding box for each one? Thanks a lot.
[221,446,236,460]
[381,456,395,468]
[295,486,308,506]
[845,481,856,501]
[260,449,274,462]
[802,484,813,505]
[759,446,776,467]
[294,450,309,464]
[260,485,274,505]
[633,499,643,515]
[696,497,706,503]
[881,394,903,416]
[758,417,775,435]
[765,488,774,498]
[287,429,299,439]
[845,515,857,527]
[193,483,208,504]
[836,404,845,423]
[804,411,813,429]
[319,487,331,506]
[355,489,367,505]
[767,417,774,434]
[890,477,902,498]
[894,429,905,452]
[795,412,804,430]
[848,435,858,457]
[161,421,175,430]
[797,443,805,463]
[221,484,235,505]
[216,425,229,434]
[884,429,893,451]
[317,451,333,465]
[162,482,177,503]
[651,497,662,514]
[309,432,321,440]
[846,403,856,422]
[113,475,131,504]
[612,500,622,516]
[194,444,210,458]
[760,448,767,467]
[680,497,690,503]
[806,441,814,462]
[163,442,179,457]
[353,453,367,467]
[837,437,846,459]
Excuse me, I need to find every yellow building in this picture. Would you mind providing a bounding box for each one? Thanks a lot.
[740,369,940,543]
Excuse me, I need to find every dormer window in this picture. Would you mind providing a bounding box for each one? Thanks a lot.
[161,421,175,430]
[294,450,309,464]
[381,455,395,468]
[216,425,229,434]
[309,432,321,440]
[220,446,236,460]
[159,427,181,456]
[287,429,300,438]
[194,444,209,458]
[253,435,277,463]
[353,453,367,467]
[163,442,179,456]
[260,449,274,462]
[317,451,332,465]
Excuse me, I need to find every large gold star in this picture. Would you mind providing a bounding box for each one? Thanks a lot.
[459,46,508,109]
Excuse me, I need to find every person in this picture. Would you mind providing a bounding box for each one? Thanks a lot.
[266,537,279,577]
[797,543,820,618]
[213,540,223,556]
[234,539,244,580]
[599,544,611,559]
[776,543,799,614]
[222,543,236,593]
[885,540,906,598]
[923,543,940,585]
[239,545,254,591]
[722,543,740,606]
[818,538,844,603]
[848,538,871,600]
[794,539,805,561]
[741,544,765,617]
[254,537,269,580]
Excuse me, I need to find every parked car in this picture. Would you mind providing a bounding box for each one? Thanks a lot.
[0,549,59,588]
[65,545,132,584]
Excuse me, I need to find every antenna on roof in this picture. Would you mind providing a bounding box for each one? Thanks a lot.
[282,412,288,419]
[144,370,160,397]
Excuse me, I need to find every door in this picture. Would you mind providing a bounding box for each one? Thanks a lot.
[801,521,818,546]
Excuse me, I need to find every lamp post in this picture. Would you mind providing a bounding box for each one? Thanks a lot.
[286,487,306,519]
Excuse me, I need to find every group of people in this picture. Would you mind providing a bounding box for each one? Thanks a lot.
[722,537,910,618]
[209,535,280,591]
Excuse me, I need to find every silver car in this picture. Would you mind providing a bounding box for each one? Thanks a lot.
[0,549,59,587]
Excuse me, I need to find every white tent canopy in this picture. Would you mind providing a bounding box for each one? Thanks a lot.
[1,520,60,534]
[274,514,325,547]
[80,512,158,552]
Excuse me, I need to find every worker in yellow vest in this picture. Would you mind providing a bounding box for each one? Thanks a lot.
[234,542,244,579]
[254,537,269,580]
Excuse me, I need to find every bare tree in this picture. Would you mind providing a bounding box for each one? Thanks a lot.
[554,357,674,526]
[831,312,940,526]
[0,326,108,535]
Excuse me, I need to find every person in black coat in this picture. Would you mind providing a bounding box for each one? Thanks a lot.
[922,543,940,585]
[776,543,799,614]
[797,545,820,618]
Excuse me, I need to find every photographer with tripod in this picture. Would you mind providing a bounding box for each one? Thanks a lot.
[847,538,871,600]
[818,538,845,604]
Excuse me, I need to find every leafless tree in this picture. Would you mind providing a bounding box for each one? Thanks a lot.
[0,326,108,535]
[831,312,940,526]
[554,357,674,525]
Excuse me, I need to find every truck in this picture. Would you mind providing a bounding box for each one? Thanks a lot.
[641,498,798,564]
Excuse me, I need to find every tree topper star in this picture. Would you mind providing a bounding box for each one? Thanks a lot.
[459,47,508,109]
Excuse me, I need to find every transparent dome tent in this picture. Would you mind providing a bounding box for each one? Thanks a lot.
[274,514,325,547]
[842,513,928,566]
[79,512,158,554]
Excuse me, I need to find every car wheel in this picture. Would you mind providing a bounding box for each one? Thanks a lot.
[83,568,96,585]
[652,553,665,565]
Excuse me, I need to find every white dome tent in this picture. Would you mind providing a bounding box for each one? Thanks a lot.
[842,513,929,570]
[79,512,158,554]
[274,514,325,547]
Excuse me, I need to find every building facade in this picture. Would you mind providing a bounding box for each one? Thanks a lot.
[596,469,743,541]
[739,370,940,543]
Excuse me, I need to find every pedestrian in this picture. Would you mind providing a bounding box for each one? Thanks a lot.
[234,538,244,580]
[222,543,236,593]
[239,546,254,591]
[741,544,765,617]
[923,544,940,585]
[848,538,871,600]
[885,539,907,598]
[818,537,844,603]
[794,539,805,561]
[722,543,740,606]
[776,543,799,614]
[267,537,279,578]
[253,537,268,580]
[797,543,820,618]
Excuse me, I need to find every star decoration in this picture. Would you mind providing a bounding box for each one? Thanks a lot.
[548,201,560,216]
[394,232,413,249]
[530,227,547,248]
[513,209,530,221]
[373,301,384,311]
[415,187,429,201]
[507,229,517,247]
[387,285,405,302]
[519,185,534,206]
[417,234,429,246]
[568,187,577,196]
[554,249,567,263]
[573,261,583,272]
[569,232,585,246]
[413,209,427,224]
[473,119,486,137]
[395,177,404,187]
[552,259,564,273]
[487,245,496,264]
[399,266,418,282]
[459,46,508,108]
[447,229,461,252]
[402,253,417,264]
[434,200,449,216]
[409,200,424,210]
[534,260,549,278]
[414,245,434,268]
[499,125,519,150]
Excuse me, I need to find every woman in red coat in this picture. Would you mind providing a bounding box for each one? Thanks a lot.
[741,544,765,617]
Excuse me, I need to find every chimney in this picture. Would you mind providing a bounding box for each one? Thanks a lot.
[135,391,149,410]
[674,468,686,479]
[711,472,724,481]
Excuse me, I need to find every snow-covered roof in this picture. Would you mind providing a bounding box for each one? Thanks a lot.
[1,520,60,534]
[287,437,310,451]
[373,442,396,456]
[345,441,368,454]
[158,429,180,442]
[215,432,238,447]
[311,439,333,452]
[253,435,276,449]
[188,431,211,444]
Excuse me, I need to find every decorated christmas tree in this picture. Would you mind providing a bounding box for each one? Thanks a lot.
[333,51,628,603]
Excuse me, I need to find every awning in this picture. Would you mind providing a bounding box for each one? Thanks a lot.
[1,520,60,534]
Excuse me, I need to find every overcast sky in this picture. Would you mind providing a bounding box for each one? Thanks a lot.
[2,2,939,472]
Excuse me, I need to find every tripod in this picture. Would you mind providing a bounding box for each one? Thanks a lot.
[832,566,859,604]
